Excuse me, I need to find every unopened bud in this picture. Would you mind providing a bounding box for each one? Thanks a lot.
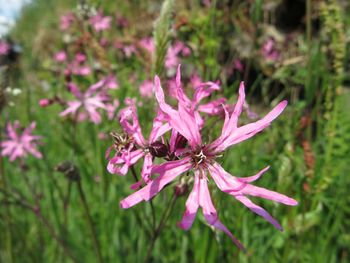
[149,141,168,158]
[174,183,189,197]
[175,134,187,149]
[55,161,80,181]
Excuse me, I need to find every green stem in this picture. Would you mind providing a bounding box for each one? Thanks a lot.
[0,123,13,263]
[144,193,177,263]
[77,180,104,263]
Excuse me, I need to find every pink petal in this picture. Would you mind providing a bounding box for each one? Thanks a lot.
[154,76,201,148]
[235,195,282,230]
[177,171,200,230]
[120,157,192,208]
[141,153,153,183]
[240,184,298,206]
[199,174,245,250]
[119,103,146,146]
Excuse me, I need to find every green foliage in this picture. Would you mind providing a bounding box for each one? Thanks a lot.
[1,0,350,262]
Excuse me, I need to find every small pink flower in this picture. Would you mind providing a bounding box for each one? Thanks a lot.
[139,80,153,98]
[60,12,75,31]
[123,44,136,58]
[233,58,244,73]
[90,11,112,32]
[106,99,120,120]
[115,13,128,28]
[60,82,108,124]
[165,41,191,70]
[119,78,297,249]
[64,54,92,76]
[139,37,155,54]
[261,38,280,61]
[1,121,43,161]
[98,132,108,140]
[107,102,170,185]
[39,99,50,107]
[190,73,202,89]
[75,53,86,63]
[0,40,10,55]
[54,51,67,62]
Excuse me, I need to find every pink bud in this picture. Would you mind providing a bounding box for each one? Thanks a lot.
[39,99,50,107]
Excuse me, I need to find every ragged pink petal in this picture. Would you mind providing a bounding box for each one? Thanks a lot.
[154,76,202,148]
[235,195,283,230]
[177,171,200,230]
[198,173,245,250]
[120,157,192,208]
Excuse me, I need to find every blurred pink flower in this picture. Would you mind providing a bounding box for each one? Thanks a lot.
[139,37,155,53]
[120,79,297,249]
[39,99,50,107]
[233,59,244,73]
[54,51,67,62]
[60,12,75,31]
[106,99,120,120]
[60,82,108,124]
[0,40,10,55]
[261,38,280,61]
[139,80,153,98]
[64,53,92,76]
[165,41,191,70]
[115,13,128,28]
[190,73,202,89]
[123,44,136,58]
[1,121,43,161]
[90,11,112,32]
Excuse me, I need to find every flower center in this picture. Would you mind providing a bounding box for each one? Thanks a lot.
[110,132,133,152]
[191,149,207,167]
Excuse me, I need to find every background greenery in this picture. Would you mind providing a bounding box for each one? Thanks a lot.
[1,0,350,262]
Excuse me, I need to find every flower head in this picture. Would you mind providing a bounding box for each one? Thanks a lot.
[1,121,43,161]
[119,77,297,249]
[90,11,112,32]
[60,82,108,124]
[107,101,170,186]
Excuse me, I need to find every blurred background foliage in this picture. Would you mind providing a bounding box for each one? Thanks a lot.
[1,0,350,262]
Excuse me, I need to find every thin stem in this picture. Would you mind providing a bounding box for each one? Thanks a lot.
[0,123,13,263]
[144,193,177,263]
[130,166,153,230]
[1,189,79,263]
[76,180,104,263]
[306,0,312,92]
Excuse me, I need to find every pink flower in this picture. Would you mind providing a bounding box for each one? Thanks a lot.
[139,80,153,98]
[1,121,43,161]
[39,99,50,107]
[60,12,75,31]
[54,51,67,62]
[90,11,112,32]
[120,79,297,249]
[190,73,202,89]
[64,53,92,76]
[107,102,170,185]
[60,82,108,124]
[169,65,225,128]
[261,38,280,61]
[106,99,120,120]
[165,41,191,70]
[123,44,136,58]
[139,37,155,54]
[0,40,10,55]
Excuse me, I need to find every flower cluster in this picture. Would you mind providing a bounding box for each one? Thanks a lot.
[107,65,297,249]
